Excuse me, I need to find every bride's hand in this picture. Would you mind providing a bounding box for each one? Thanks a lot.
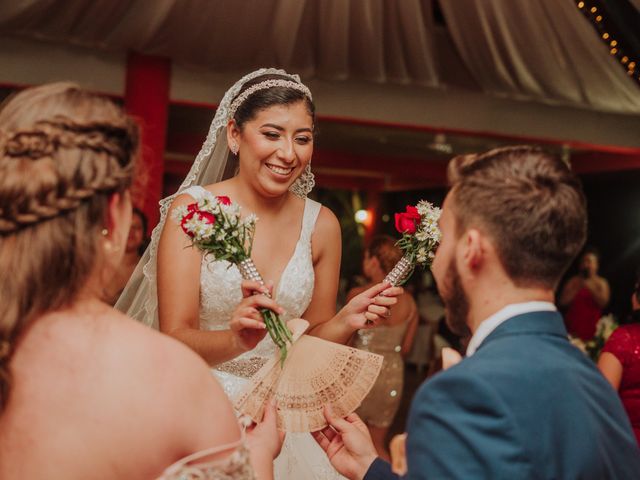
[230,281,284,352]
[340,282,403,330]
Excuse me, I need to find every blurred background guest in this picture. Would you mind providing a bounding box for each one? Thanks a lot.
[106,207,148,304]
[348,235,418,461]
[598,270,640,445]
[560,246,611,340]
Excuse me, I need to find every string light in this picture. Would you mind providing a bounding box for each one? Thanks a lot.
[574,1,639,86]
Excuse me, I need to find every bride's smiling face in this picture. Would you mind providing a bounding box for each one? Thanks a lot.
[230,100,314,197]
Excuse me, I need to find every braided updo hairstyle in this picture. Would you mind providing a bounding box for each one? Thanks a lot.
[0,82,139,410]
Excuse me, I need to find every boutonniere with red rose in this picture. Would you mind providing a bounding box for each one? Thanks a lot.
[173,195,293,362]
[384,201,441,286]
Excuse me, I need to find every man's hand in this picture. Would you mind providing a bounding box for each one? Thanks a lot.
[311,407,378,480]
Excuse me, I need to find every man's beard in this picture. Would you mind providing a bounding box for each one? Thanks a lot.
[441,260,471,338]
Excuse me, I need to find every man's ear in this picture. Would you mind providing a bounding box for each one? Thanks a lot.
[462,228,484,271]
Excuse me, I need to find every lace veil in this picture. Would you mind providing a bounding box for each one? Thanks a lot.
[116,68,307,328]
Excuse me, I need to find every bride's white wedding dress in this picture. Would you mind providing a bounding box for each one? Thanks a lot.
[185,186,344,480]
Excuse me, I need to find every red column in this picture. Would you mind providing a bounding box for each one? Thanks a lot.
[124,51,171,232]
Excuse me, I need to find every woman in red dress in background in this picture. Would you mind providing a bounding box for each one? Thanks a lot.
[560,248,610,340]
[598,279,640,445]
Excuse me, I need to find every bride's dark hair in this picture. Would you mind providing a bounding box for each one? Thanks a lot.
[0,82,139,410]
[231,73,316,130]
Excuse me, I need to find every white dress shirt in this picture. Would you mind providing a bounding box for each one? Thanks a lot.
[465,301,557,357]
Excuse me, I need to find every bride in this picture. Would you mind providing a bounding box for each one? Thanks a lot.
[117,68,400,479]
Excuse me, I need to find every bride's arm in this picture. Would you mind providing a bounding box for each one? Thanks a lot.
[304,207,402,344]
[158,194,277,366]
[300,206,342,335]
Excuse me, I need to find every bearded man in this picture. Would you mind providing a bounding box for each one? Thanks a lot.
[314,146,640,479]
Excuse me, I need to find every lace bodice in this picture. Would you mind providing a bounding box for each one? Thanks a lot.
[183,186,320,375]
[158,438,254,480]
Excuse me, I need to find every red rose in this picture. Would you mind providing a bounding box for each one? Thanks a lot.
[405,205,420,220]
[197,211,216,225]
[395,212,418,234]
[187,202,199,213]
[180,210,216,237]
[394,206,421,234]
[181,210,197,237]
[217,195,231,206]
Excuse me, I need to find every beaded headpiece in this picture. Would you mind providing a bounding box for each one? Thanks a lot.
[228,79,313,120]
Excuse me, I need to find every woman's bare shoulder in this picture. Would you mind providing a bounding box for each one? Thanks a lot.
[93,310,239,442]
[103,310,210,379]
[313,205,341,240]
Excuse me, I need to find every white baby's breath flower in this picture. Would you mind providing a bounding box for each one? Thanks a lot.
[415,230,428,242]
[222,203,241,217]
[243,213,258,226]
[172,205,189,221]
[416,200,431,216]
[183,216,199,232]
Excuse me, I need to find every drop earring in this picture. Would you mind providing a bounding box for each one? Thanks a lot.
[289,163,315,198]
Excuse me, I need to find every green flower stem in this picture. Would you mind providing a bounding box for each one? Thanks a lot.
[259,307,292,365]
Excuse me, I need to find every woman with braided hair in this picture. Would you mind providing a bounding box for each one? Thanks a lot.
[0,83,282,479]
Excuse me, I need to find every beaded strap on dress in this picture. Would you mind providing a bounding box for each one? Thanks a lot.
[158,437,255,480]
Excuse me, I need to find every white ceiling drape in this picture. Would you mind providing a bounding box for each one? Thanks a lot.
[440,0,640,114]
[0,0,637,113]
[0,0,440,86]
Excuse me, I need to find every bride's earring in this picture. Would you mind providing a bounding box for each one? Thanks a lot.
[289,163,315,198]
[230,143,239,156]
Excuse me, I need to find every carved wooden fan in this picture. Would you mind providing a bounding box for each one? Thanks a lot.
[234,319,383,432]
